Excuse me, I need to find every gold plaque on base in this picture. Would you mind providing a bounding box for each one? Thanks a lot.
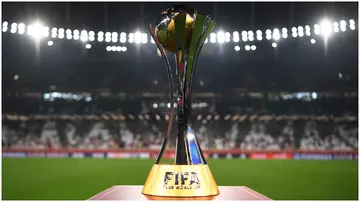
[142,164,219,200]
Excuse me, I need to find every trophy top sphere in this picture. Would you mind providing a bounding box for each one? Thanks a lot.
[155,5,197,53]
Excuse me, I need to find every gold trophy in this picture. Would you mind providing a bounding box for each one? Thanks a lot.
[142,5,219,200]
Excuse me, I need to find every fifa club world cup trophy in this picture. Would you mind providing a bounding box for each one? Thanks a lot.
[89,5,271,201]
[142,5,219,200]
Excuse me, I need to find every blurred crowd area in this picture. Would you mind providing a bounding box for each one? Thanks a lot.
[2,119,357,151]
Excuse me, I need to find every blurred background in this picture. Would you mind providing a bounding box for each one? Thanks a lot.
[1,2,358,200]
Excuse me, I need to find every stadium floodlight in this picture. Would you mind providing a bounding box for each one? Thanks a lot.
[256,35,263,41]
[233,36,239,42]
[153,103,158,108]
[310,38,316,44]
[120,32,126,37]
[120,36,127,43]
[233,31,239,37]
[97,36,104,42]
[51,33,57,38]
[89,31,95,36]
[265,29,271,35]
[112,32,118,38]
[349,20,355,30]
[73,34,79,40]
[305,30,311,36]
[58,33,64,39]
[134,31,142,44]
[305,25,310,31]
[2,26,8,32]
[340,20,346,27]
[333,22,339,31]
[81,30,87,35]
[122,46,127,52]
[291,27,297,33]
[210,36,216,43]
[248,35,254,41]
[241,30,247,37]
[89,35,95,41]
[11,22,17,29]
[18,23,25,34]
[292,32,298,38]
[273,28,280,40]
[340,26,347,32]
[52,27,57,33]
[349,19,355,25]
[73,29,79,35]
[66,29,71,35]
[47,41,53,46]
[115,46,121,51]
[141,33,148,44]
[58,28,64,34]
[32,22,46,39]
[298,30,304,37]
[80,34,88,42]
[225,32,231,42]
[43,26,49,37]
[105,32,111,38]
[320,19,332,37]
[66,34,72,40]
[242,35,248,42]
[256,30,262,35]
[85,44,91,49]
[217,31,225,43]
[314,24,320,35]
[128,33,134,43]
[98,31,104,36]
[112,36,118,43]
[251,45,256,51]
[245,45,250,51]
[282,27,288,33]
[105,37,111,43]
[266,34,271,40]
[282,33,288,39]
[3,21,8,27]
[10,27,17,33]
[234,45,240,51]
[111,46,117,51]
[272,42,277,48]
[106,46,111,51]
[27,25,33,35]
[350,24,355,30]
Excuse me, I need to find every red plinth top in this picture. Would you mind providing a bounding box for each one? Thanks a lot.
[88,186,271,200]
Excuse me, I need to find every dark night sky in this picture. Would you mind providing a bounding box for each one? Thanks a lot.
[1,2,358,93]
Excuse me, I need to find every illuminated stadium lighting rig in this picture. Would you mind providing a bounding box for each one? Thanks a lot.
[106,46,127,52]
[1,18,356,52]
[3,113,355,122]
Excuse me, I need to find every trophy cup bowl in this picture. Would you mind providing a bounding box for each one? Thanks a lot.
[142,5,220,200]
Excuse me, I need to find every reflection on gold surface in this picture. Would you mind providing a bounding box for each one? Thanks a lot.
[155,6,197,53]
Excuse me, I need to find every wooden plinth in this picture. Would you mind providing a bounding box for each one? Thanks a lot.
[88,186,271,200]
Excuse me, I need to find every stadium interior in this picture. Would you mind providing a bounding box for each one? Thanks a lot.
[1,2,358,200]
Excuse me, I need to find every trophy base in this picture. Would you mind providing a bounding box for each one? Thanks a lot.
[142,164,219,198]
[88,186,271,200]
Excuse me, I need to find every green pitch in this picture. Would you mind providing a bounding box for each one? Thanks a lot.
[2,158,358,200]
